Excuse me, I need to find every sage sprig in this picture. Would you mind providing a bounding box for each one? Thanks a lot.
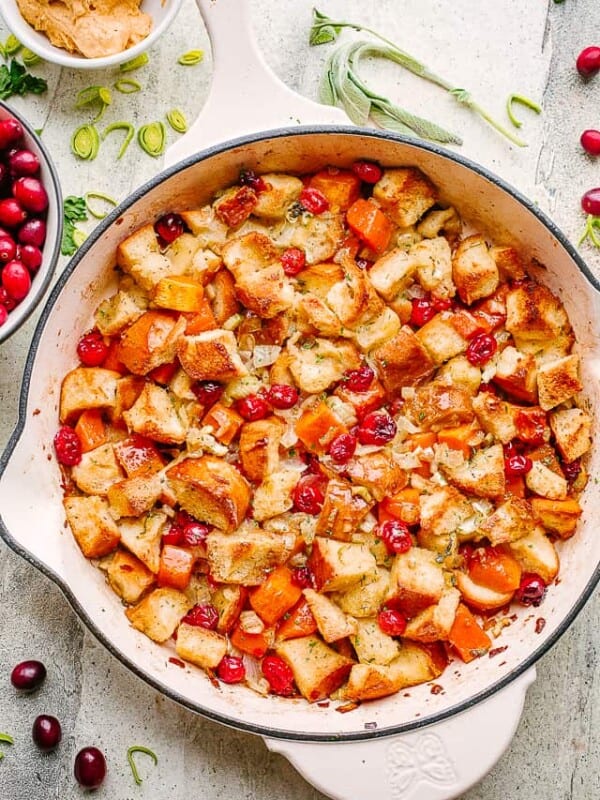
[310,9,526,147]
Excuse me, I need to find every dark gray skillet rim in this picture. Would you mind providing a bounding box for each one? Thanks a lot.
[0,98,63,344]
[1,125,599,743]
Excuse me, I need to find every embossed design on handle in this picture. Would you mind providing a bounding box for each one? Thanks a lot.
[387,732,457,798]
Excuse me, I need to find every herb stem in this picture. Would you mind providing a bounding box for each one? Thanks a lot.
[127,745,158,786]
[465,97,527,147]
[506,93,542,129]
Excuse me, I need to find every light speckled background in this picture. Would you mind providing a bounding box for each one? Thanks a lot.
[0,1,598,799]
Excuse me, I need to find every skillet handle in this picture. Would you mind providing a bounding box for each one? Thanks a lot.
[164,0,347,166]
[264,667,536,800]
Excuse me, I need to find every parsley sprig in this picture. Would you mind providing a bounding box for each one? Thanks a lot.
[61,196,88,256]
[0,60,46,101]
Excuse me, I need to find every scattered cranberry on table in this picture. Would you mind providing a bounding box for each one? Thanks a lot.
[576,45,600,77]
[32,715,62,751]
[580,129,600,156]
[581,187,600,216]
[74,746,107,790]
[10,659,47,691]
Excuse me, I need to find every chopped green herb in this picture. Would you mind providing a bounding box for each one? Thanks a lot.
[0,59,47,101]
[127,745,158,786]
[61,195,88,256]
[178,50,204,66]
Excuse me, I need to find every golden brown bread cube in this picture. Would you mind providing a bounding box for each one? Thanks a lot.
[288,337,360,394]
[419,485,476,539]
[63,495,121,559]
[253,173,303,219]
[221,231,279,276]
[177,329,248,382]
[71,443,124,496]
[326,258,385,329]
[167,456,250,533]
[413,237,455,298]
[275,636,354,702]
[289,213,345,265]
[296,293,345,338]
[251,469,299,522]
[59,367,121,423]
[492,345,538,403]
[309,538,378,593]
[209,268,242,325]
[95,288,147,336]
[404,382,474,431]
[452,234,499,305]
[206,528,290,585]
[506,526,559,583]
[122,383,187,445]
[415,312,468,366]
[525,460,568,500]
[471,392,518,444]
[235,263,294,319]
[126,587,192,643]
[489,246,527,281]
[385,548,446,617]
[370,326,436,395]
[536,354,582,411]
[353,305,401,351]
[403,587,460,643]
[296,261,344,298]
[436,355,481,395]
[333,568,391,618]
[372,167,437,227]
[179,206,229,252]
[439,444,505,499]
[116,224,174,291]
[107,474,163,518]
[476,497,536,545]
[505,282,570,342]
[107,549,155,604]
[315,478,374,541]
[530,497,582,539]
[350,618,401,665]
[417,206,461,241]
[368,246,418,300]
[212,584,246,633]
[175,623,228,669]
[303,589,358,643]
[118,511,167,574]
[344,451,407,503]
[118,311,186,376]
[549,407,592,462]
[108,375,146,423]
[239,417,283,483]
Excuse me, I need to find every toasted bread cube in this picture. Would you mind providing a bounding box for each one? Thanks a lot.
[437,355,482,395]
[416,313,468,365]
[123,383,187,445]
[353,305,401,351]
[506,526,559,584]
[288,337,360,394]
[179,206,229,251]
[251,469,299,521]
[303,589,358,643]
[63,495,120,559]
[175,623,228,669]
[290,213,345,265]
[163,232,202,274]
[167,456,250,532]
[452,235,499,305]
[492,346,538,403]
[309,538,377,593]
[549,407,592,462]
[537,355,582,411]
[369,247,418,300]
[370,326,435,394]
[476,498,536,545]
[253,173,303,219]
[404,382,474,431]
[472,392,518,444]
[372,168,437,227]
[412,237,454,298]
[109,375,146,423]
[333,568,390,618]
[118,311,186,376]
[326,259,385,329]
[212,584,246,633]
[417,206,461,241]
[177,329,248,382]
[297,293,346,337]
[275,636,353,702]
[403,588,460,642]
[350,618,401,665]
[60,367,121,423]
[95,289,147,336]
[505,282,570,342]
[525,460,568,500]
[419,486,476,539]
[71,443,124,495]
[206,528,289,585]
[221,231,279,276]
[126,587,192,643]
[238,417,283,482]
[209,269,242,325]
[107,474,163,518]
[235,264,294,319]
[489,246,527,281]
[117,224,174,290]
[455,571,514,612]
[296,261,345,298]
[187,247,222,285]
[118,511,166,573]
[315,478,374,541]
[440,444,505,499]
[531,497,582,539]
[386,548,446,616]
[345,451,407,503]
[107,549,155,603]
[153,276,205,313]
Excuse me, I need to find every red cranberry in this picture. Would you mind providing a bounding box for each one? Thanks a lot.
[291,566,314,589]
[239,169,267,193]
[576,46,600,77]
[154,212,185,244]
[581,129,600,156]
[77,330,109,367]
[18,218,46,247]
[53,426,82,466]
[504,453,533,477]
[581,187,600,216]
[0,285,16,311]
[19,244,42,272]
[267,383,299,409]
[328,433,357,464]
[9,149,40,177]
[351,160,383,184]
[163,523,183,546]
[10,659,46,691]
[0,198,26,228]
[357,411,397,445]
[0,235,16,262]
[377,608,407,637]
[299,187,329,214]
[180,520,210,547]
[217,655,246,684]
[431,295,453,311]
[2,259,30,300]
[13,177,48,214]
[514,573,547,607]
[293,474,325,515]
[280,247,306,276]
[466,332,497,366]
[32,715,62,751]
[261,654,295,696]
[343,364,375,392]
[379,519,412,555]
[0,118,24,149]
[182,603,219,630]
[236,394,270,421]
[410,297,436,327]
[0,305,7,326]
[192,380,224,407]
[562,459,582,482]
[74,747,106,789]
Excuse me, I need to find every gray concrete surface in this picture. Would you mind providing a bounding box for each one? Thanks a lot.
[0,1,598,798]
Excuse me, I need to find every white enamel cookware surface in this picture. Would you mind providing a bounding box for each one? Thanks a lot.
[1,2,600,800]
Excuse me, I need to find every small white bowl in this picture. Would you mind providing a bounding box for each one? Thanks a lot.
[0,0,184,70]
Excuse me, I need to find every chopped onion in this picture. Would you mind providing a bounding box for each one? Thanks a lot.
[280,424,299,449]
[396,415,421,435]
[279,456,306,473]
[253,345,281,368]
[472,498,493,515]
[242,654,270,696]
[406,282,427,299]
[394,451,422,469]
[401,386,416,400]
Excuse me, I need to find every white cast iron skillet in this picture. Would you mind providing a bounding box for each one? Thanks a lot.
[1,3,599,798]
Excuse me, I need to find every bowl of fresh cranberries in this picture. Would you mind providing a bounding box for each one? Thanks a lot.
[0,100,62,344]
